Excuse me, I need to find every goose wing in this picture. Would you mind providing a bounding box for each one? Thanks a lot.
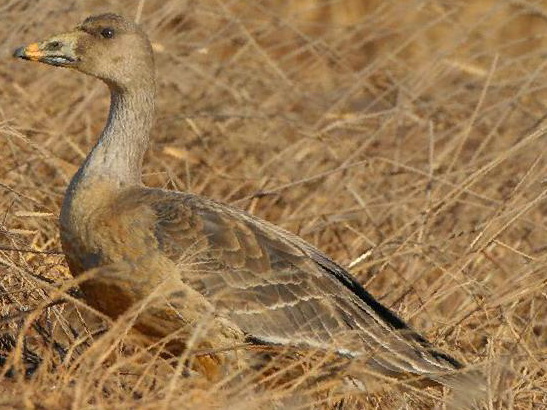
[133,187,462,377]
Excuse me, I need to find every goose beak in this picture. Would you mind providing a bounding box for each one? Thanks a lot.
[13,33,80,67]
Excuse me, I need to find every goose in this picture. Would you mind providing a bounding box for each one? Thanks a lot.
[13,13,482,401]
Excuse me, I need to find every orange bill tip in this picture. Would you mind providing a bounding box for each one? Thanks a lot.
[22,43,43,60]
[13,42,43,61]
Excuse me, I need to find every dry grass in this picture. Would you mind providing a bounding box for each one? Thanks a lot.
[0,0,546,408]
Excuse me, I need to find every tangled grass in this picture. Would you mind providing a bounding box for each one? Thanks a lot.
[0,0,545,408]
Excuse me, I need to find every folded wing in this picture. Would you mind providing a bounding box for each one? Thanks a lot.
[136,187,463,378]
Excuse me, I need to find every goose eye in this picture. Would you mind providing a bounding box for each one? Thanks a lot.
[100,28,115,39]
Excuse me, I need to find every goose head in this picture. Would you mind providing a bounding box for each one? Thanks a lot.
[13,13,154,90]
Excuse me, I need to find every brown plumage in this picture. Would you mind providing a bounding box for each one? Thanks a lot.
[14,13,483,400]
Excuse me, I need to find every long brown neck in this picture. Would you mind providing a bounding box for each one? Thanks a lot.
[78,81,155,187]
[60,79,155,228]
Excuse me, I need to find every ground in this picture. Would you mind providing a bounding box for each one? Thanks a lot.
[0,0,545,409]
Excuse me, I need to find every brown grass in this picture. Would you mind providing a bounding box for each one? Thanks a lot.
[0,0,546,408]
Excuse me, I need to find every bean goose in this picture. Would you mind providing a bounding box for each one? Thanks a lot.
[14,13,482,401]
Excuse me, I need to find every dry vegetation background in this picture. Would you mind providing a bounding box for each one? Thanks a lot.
[0,0,545,408]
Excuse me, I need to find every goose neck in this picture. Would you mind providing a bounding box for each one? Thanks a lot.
[79,80,155,188]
